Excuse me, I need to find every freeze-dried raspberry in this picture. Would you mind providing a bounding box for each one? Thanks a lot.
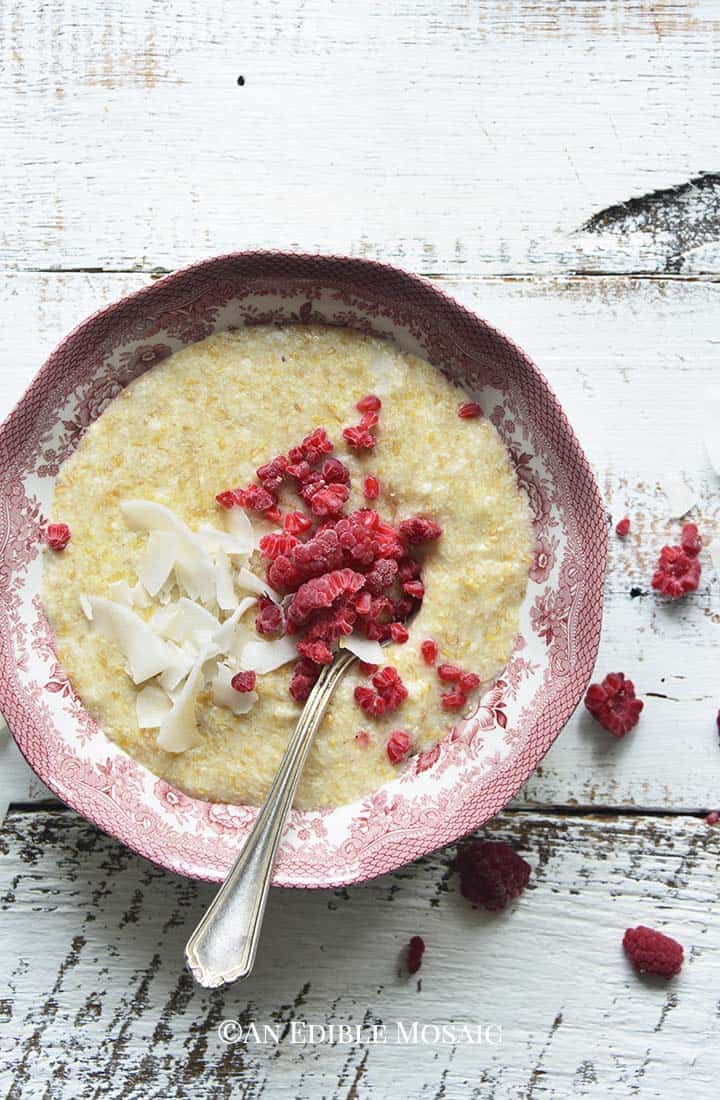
[363,475,380,500]
[365,557,399,595]
[231,670,256,693]
[256,455,289,492]
[288,657,321,703]
[437,663,462,683]
[255,596,285,637]
[359,410,379,431]
[399,516,443,544]
[215,490,236,510]
[393,595,415,621]
[456,840,531,911]
[304,597,357,641]
[258,532,300,561]
[265,505,282,525]
[358,661,378,676]
[441,690,467,710]
[354,685,387,718]
[459,672,480,694]
[335,512,378,565]
[354,591,373,616]
[234,484,277,513]
[458,401,483,419]
[343,424,376,450]
[615,517,631,536]
[421,639,439,665]
[284,510,314,536]
[706,811,719,826]
[46,523,71,551]
[623,926,683,979]
[287,459,313,482]
[373,520,406,560]
[406,935,425,974]
[372,666,408,711]
[584,672,643,737]
[293,527,345,574]
[310,483,350,516]
[321,457,350,485]
[287,569,365,628]
[681,522,702,556]
[355,729,372,748]
[651,544,701,599]
[398,558,422,582]
[386,729,411,764]
[403,580,424,599]
[357,394,382,413]
[266,554,302,591]
[390,623,409,644]
[299,427,334,465]
[297,639,334,665]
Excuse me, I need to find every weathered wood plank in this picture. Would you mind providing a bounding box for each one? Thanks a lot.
[1,808,718,1098]
[2,0,720,274]
[1,271,718,814]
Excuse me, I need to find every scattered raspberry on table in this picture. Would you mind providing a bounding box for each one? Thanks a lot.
[456,839,531,911]
[623,926,684,979]
[584,672,643,737]
[406,935,425,974]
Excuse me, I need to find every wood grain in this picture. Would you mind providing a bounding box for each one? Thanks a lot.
[2,0,720,274]
[1,271,717,813]
[2,807,718,1098]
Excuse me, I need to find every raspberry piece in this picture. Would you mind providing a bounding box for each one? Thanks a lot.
[354,591,373,616]
[334,512,378,566]
[681,522,702,556]
[651,544,701,599]
[399,516,443,544]
[310,483,350,517]
[299,427,334,465]
[441,690,467,710]
[390,623,409,644]
[258,532,299,561]
[46,523,71,551]
[215,490,236,510]
[584,672,643,737]
[304,597,357,642]
[234,484,277,513]
[284,510,313,536]
[287,568,365,628]
[265,505,282,525]
[459,672,480,694]
[342,424,376,450]
[403,580,424,599]
[289,657,321,702]
[363,475,380,500]
[393,595,415,621]
[287,459,312,482]
[231,670,256,693]
[365,557,399,595]
[623,926,684,979]
[406,935,425,974]
[255,596,285,637]
[398,557,422,582]
[438,663,462,683]
[357,394,382,413]
[256,455,289,492]
[458,401,483,419]
[297,639,334,665]
[358,661,378,675]
[321,457,350,485]
[372,666,408,711]
[354,685,387,718]
[374,521,406,560]
[706,811,719,826]
[359,410,379,431]
[355,729,372,748]
[456,840,531,911]
[615,517,631,536]
[421,639,439,665]
[386,729,411,764]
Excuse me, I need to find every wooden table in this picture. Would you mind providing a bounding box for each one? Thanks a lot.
[2,3,719,1096]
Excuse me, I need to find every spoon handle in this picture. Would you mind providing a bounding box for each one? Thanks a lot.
[185,648,356,987]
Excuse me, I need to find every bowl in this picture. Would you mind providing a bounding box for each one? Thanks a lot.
[0,252,606,886]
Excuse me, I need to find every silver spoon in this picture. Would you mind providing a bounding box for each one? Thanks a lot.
[185,645,360,987]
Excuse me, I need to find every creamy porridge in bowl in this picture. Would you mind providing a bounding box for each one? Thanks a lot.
[0,253,607,884]
[43,327,532,811]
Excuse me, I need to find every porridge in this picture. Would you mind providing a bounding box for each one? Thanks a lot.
[42,326,533,810]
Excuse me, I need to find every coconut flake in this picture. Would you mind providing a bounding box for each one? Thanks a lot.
[136,683,172,728]
[138,530,177,596]
[107,580,135,606]
[158,597,220,649]
[211,663,258,715]
[212,597,257,651]
[157,641,195,692]
[131,581,152,608]
[340,633,384,664]
[224,505,256,548]
[240,635,298,675]
[156,653,206,753]
[89,596,175,684]
[121,499,216,605]
[198,522,254,557]
[662,474,696,519]
[79,594,93,620]
[214,548,237,611]
[236,567,280,603]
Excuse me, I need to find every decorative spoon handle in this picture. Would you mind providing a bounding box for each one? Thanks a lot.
[185,647,357,987]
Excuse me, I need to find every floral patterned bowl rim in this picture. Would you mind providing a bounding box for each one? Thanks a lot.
[0,251,607,887]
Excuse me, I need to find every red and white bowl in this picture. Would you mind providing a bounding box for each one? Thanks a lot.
[0,253,606,886]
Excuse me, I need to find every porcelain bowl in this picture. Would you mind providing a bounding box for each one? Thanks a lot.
[0,252,606,885]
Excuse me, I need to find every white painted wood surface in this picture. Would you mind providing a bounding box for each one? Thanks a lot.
[2,1,720,1096]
